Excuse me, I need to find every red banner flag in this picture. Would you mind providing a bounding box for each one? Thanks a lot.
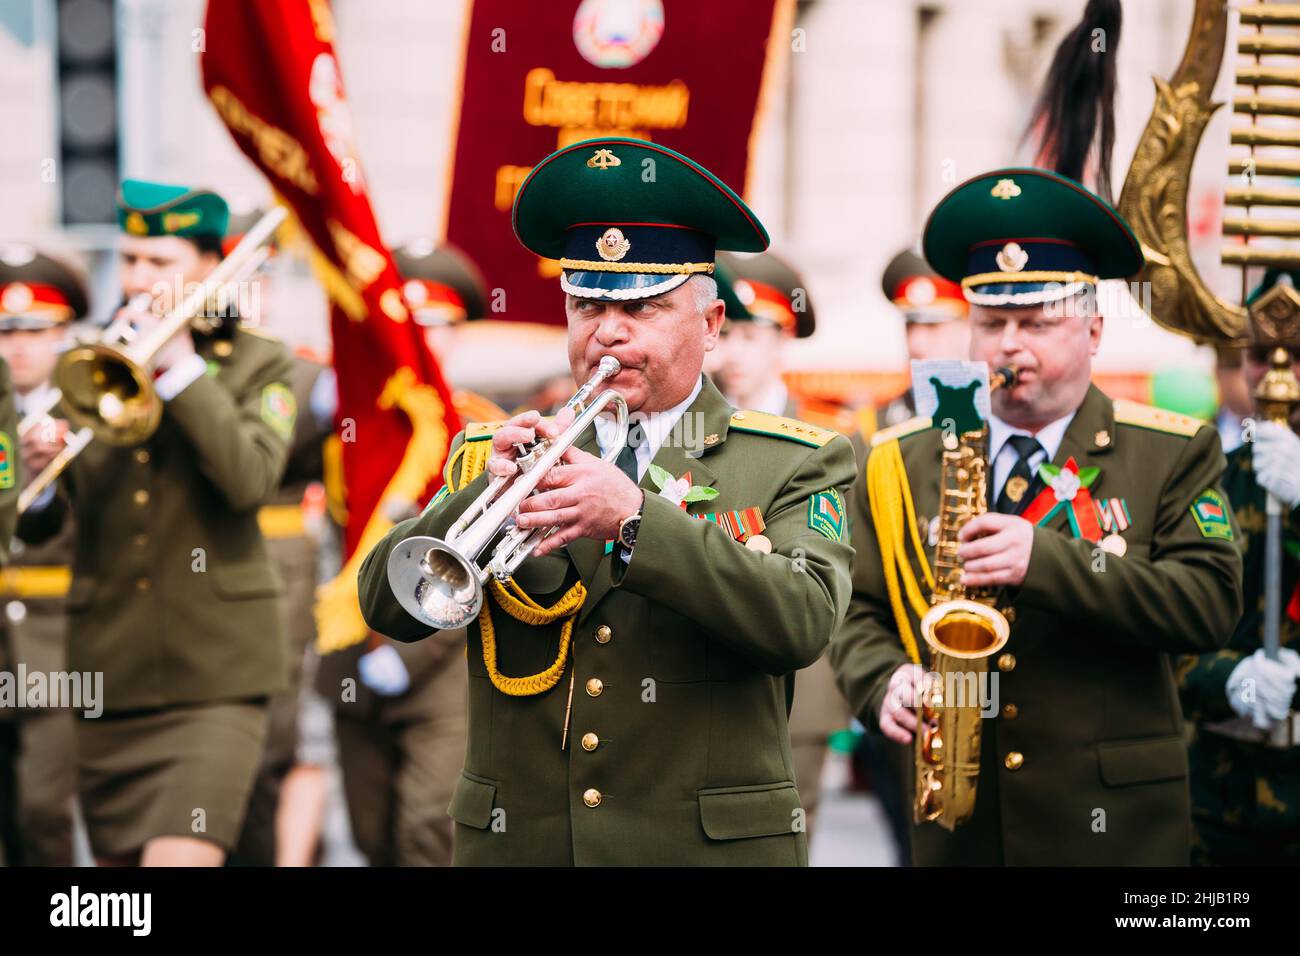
[443,0,794,324]
[201,0,460,651]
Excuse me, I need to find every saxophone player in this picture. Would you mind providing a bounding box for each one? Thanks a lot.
[829,167,1243,865]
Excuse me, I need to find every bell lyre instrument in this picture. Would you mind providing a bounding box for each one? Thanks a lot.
[1119,0,1300,737]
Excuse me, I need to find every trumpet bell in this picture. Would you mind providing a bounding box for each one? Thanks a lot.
[54,343,160,447]
[386,535,484,630]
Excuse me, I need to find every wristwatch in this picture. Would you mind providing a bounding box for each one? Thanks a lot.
[617,506,643,551]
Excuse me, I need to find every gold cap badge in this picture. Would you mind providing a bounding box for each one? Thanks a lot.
[991,178,1022,200]
[597,227,631,262]
[996,242,1029,273]
[125,211,149,236]
[587,148,621,170]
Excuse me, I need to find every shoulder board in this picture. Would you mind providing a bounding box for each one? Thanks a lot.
[464,415,556,442]
[870,415,933,447]
[464,420,508,442]
[729,410,836,448]
[1112,399,1203,438]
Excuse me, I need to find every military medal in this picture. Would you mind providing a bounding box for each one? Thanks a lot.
[1005,475,1030,503]
[1099,534,1127,557]
[745,534,772,553]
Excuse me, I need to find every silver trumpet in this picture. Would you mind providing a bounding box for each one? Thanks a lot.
[386,355,629,629]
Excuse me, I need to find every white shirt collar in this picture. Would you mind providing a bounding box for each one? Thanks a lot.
[988,409,1076,465]
[594,375,703,477]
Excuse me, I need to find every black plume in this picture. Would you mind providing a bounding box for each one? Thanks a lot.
[1025,0,1123,202]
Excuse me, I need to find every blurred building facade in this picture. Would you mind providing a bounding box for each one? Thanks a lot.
[1,0,1223,378]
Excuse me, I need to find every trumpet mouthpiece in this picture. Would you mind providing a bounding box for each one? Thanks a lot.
[597,355,622,376]
[993,367,1018,389]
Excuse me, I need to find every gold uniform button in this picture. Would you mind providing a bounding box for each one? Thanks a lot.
[134,449,150,464]
[133,489,149,506]
[583,788,602,807]
[997,653,1016,672]
[135,577,152,591]
[581,733,599,752]
[585,678,603,697]
[133,534,149,548]
[594,625,612,644]
[1004,751,1024,771]
[1002,703,1019,720]
[214,340,234,358]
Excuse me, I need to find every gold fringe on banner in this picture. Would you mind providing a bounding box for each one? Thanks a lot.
[315,366,450,653]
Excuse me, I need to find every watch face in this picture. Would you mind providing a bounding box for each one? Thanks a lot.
[620,515,641,548]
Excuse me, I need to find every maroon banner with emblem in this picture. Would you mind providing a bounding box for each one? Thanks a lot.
[443,0,793,325]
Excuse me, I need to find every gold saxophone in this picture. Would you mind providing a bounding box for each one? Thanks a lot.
[914,367,1016,829]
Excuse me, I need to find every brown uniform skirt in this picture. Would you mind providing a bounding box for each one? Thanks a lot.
[77,700,269,858]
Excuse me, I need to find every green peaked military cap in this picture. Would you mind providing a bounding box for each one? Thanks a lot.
[116,179,230,239]
[923,167,1143,308]
[513,136,769,301]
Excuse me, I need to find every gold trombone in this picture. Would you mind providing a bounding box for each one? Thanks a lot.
[15,207,286,513]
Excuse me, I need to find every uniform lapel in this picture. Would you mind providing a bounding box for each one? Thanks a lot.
[573,376,732,621]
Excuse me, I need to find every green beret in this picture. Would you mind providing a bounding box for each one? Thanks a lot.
[513,137,768,301]
[117,179,229,239]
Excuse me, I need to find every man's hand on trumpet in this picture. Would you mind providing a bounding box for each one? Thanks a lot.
[489,406,643,558]
[21,416,70,478]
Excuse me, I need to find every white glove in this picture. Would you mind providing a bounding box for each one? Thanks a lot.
[1226,647,1300,729]
[358,643,411,696]
[1252,421,1300,508]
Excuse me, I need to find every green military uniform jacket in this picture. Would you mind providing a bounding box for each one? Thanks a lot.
[358,376,856,866]
[830,384,1243,865]
[19,328,295,713]
[1177,443,1300,862]
[0,356,22,719]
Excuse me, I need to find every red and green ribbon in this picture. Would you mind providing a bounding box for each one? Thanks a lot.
[1020,456,1102,542]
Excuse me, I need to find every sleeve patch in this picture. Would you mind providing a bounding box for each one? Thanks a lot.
[260,382,297,442]
[1190,488,1234,541]
[808,488,846,541]
[0,432,13,490]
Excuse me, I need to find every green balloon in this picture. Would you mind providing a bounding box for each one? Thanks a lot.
[1149,366,1217,423]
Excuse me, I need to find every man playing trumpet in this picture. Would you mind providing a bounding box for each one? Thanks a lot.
[359,138,856,866]
[829,168,1243,865]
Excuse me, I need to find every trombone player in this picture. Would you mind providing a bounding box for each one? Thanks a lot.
[358,138,856,866]
[829,167,1243,865]
[18,180,297,867]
